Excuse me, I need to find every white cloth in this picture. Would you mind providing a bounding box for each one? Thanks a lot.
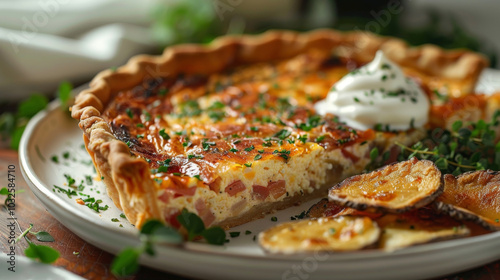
[0,0,168,100]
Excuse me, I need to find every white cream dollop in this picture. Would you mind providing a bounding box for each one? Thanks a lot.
[314,50,429,131]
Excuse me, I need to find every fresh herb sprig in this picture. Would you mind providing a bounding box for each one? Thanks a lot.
[0,94,48,150]
[111,210,226,277]
[12,223,59,264]
[0,187,25,206]
[397,113,500,175]
[58,81,73,114]
[111,219,183,277]
[176,208,226,244]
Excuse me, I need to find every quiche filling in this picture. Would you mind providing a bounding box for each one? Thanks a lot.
[102,51,428,227]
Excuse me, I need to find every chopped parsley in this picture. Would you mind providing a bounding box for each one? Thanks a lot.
[244,145,255,152]
[208,101,225,109]
[296,115,322,131]
[208,111,225,122]
[51,156,59,163]
[193,174,202,181]
[202,139,216,151]
[273,149,291,162]
[178,100,201,117]
[315,135,326,142]
[81,197,109,213]
[159,129,170,140]
[62,151,70,159]
[64,174,76,186]
[53,185,77,198]
[298,134,308,144]
[274,129,291,140]
[85,175,93,185]
[290,211,307,220]
[126,108,134,118]
[158,88,169,96]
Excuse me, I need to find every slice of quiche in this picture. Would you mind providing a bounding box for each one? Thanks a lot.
[71,30,488,229]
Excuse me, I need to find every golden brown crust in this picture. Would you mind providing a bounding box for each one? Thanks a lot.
[71,29,488,228]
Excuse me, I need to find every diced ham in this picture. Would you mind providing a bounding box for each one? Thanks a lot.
[268,180,286,199]
[165,186,197,198]
[225,180,246,196]
[164,208,181,229]
[252,185,269,200]
[195,198,215,227]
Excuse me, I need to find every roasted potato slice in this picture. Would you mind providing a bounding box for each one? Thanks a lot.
[329,158,443,213]
[435,171,500,231]
[376,207,470,251]
[307,198,383,220]
[259,216,380,254]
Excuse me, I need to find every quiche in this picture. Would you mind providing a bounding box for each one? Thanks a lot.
[71,29,488,229]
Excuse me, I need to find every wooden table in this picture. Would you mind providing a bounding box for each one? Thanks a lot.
[1,149,499,280]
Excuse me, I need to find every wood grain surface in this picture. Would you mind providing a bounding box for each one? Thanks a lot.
[1,149,499,280]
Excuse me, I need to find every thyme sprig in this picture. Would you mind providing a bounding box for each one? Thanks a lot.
[397,112,500,175]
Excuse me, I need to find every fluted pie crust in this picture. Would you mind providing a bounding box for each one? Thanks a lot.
[71,29,488,229]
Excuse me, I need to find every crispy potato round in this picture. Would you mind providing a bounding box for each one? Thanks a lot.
[435,171,500,231]
[258,216,380,254]
[328,158,443,213]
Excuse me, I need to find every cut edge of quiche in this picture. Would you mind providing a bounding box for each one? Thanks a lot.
[71,29,488,229]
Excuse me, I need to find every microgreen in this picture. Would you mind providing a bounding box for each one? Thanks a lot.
[0,187,8,195]
[57,81,73,113]
[13,223,59,264]
[1,93,49,150]
[1,187,25,206]
[112,210,225,277]
[397,113,500,175]
[177,209,226,244]
[112,219,182,276]
[32,231,55,242]
[24,243,60,264]
[111,247,142,277]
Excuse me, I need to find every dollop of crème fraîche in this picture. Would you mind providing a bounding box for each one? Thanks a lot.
[314,50,430,131]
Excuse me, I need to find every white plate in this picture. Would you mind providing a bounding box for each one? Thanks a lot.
[0,255,84,280]
[19,70,500,280]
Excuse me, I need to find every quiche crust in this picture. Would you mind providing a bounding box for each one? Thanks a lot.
[71,29,488,229]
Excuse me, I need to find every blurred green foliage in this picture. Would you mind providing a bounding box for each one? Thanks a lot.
[151,0,222,47]
[331,1,497,67]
